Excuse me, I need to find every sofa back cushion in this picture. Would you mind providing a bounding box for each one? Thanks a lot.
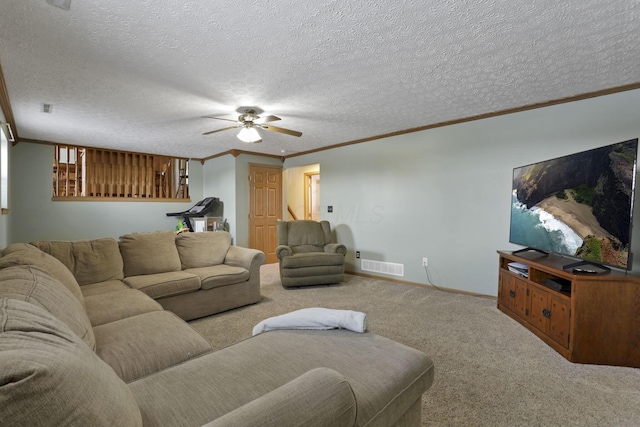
[0,243,84,305]
[175,231,232,269]
[0,265,96,351]
[31,238,124,286]
[119,231,181,277]
[0,298,142,426]
[2,242,33,256]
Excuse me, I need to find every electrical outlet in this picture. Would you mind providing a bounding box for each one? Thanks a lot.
[356,251,360,259]
[422,257,428,267]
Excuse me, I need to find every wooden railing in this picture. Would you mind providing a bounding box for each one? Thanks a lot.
[287,205,298,220]
[53,145,189,200]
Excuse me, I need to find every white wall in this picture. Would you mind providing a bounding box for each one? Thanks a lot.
[8,142,203,243]
[284,89,640,296]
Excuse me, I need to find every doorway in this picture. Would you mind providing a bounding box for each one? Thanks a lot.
[304,172,320,221]
[284,164,320,221]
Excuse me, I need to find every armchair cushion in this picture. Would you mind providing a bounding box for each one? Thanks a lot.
[280,252,345,268]
[278,220,333,253]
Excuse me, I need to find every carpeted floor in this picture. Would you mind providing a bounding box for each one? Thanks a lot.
[190,263,640,426]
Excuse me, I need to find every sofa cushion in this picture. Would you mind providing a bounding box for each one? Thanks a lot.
[31,238,125,285]
[0,244,84,305]
[0,298,143,426]
[175,231,232,269]
[119,231,181,276]
[0,265,96,351]
[185,265,250,290]
[84,289,164,326]
[80,279,129,297]
[92,311,212,382]
[123,271,201,299]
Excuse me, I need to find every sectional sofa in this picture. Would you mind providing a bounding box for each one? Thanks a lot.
[0,231,435,426]
[31,230,265,321]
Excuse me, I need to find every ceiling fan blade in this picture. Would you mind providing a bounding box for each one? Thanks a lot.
[201,115,239,123]
[255,115,281,124]
[259,124,302,137]
[202,126,238,135]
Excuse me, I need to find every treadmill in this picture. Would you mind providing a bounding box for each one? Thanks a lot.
[166,197,219,232]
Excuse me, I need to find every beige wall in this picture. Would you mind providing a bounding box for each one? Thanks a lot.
[284,163,319,220]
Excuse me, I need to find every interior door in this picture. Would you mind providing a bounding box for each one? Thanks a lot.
[249,164,282,264]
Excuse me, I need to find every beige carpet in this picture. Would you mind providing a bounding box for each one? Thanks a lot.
[190,263,640,426]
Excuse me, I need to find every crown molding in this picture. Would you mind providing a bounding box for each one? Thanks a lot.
[284,82,640,159]
[200,149,284,163]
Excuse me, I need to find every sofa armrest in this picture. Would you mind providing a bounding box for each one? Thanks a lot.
[275,245,292,260]
[202,367,357,427]
[324,243,347,255]
[224,246,265,271]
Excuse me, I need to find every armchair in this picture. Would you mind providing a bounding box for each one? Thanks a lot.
[276,220,346,287]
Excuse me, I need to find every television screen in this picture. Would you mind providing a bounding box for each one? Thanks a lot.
[510,138,638,270]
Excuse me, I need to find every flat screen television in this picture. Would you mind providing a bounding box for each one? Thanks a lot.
[510,138,638,270]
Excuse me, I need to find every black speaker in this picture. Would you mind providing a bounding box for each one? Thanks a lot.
[543,278,571,292]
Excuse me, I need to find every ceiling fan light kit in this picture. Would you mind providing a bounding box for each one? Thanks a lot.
[237,125,261,143]
[203,108,302,144]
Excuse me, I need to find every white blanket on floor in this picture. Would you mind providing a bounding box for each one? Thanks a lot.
[252,307,368,336]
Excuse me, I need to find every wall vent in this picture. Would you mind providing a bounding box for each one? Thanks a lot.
[361,259,404,277]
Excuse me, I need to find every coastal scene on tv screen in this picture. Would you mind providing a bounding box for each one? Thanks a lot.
[510,139,638,269]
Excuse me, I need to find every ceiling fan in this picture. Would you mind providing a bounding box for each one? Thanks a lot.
[202,108,302,143]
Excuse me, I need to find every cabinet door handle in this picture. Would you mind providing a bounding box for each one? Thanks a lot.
[542,308,551,318]
[509,290,516,298]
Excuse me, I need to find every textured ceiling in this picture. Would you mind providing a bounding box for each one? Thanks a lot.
[0,0,639,159]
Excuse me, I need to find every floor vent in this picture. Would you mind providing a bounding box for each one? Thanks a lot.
[361,259,404,277]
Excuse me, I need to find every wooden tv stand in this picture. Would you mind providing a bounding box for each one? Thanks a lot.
[497,250,640,368]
